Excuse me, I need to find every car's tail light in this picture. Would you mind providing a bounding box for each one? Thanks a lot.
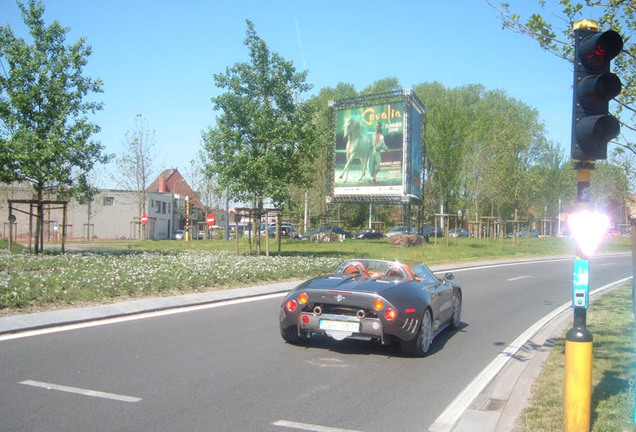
[405,308,416,314]
[286,300,297,312]
[298,292,309,304]
[301,315,310,324]
[373,299,385,310]
[384,308,397,320]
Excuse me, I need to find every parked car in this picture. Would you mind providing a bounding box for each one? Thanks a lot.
[385,226,417,238]
[265,222,299,238]
[279,258,462,357]
[301,226,351,240]
[449,228,469,238]
[353,228,384,239]
[173,230,185,240]
[420,225,444,237]
[514,228,539,238]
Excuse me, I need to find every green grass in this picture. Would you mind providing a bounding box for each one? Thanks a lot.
[515,282,636,432]
[0,236,630,313]
[122,236,630,266]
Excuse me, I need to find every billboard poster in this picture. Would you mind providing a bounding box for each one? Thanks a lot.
[333,101,405,196]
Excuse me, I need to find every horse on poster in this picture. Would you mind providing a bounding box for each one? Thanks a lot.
[339,117,373,182]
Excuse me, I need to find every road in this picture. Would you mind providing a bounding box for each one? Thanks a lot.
[0,254,631,432]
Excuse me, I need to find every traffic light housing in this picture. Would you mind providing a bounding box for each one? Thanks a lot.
[571,25,623,160]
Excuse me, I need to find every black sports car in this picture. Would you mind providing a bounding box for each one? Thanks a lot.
[279,259,462,357]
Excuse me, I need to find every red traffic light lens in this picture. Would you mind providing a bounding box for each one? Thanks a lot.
[579,30,623,70]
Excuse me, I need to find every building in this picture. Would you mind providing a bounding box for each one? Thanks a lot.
[1,169,206,241]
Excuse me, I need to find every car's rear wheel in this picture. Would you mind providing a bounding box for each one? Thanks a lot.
[401,308,433,357]
[450,292,462,330]
[281,325,302,345]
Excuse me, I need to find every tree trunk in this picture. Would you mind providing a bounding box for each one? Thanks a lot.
[35,187,44,254]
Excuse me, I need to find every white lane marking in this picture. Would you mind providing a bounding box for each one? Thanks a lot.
[273,420,364,432]
[428,276,632,432]
[307,358,350,368]
[0,293,287,341]
[436,258,572,274]
[437,253,630,275]
[20,380,141,403]
[507,276,531,281]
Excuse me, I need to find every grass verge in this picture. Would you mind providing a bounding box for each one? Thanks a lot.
[515,282,635,432]
[0,236,631,314]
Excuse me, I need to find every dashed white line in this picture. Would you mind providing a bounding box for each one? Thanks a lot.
[507,276,531,281]
[273,420,363,432]
[20,380,142,403]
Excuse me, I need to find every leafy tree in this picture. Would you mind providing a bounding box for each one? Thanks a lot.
[488,0,635,155]
[203,20,317,253]
[0,0,110,252]
[591,159,632,214]
[288,82,356,231]
[415,82,482,225]
[529,139,576,234]
[466,90,545,227]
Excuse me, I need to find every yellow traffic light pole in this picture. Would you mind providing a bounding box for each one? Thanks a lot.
[564,163,593,432]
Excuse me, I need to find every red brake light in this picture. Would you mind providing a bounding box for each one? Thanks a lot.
[384,308,397,320]
[405,308,416,314]
[286,300,297,312]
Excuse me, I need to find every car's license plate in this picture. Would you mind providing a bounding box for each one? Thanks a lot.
[320,320,359,333]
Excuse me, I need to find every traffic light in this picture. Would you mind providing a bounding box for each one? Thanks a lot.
[571,24,623,160]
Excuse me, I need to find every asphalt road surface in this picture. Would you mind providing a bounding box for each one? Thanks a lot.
[0,254,631,432]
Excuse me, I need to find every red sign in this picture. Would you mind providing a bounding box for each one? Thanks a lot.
[206,213,216,226]
[141,213,148,225]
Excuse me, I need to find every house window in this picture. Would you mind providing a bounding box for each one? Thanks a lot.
[103,197,114,206]
[162,202,166,214]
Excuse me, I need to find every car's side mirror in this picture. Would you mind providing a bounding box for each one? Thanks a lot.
[444,273,455,282]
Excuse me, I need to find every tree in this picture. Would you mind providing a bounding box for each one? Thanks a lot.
[529,139,576,234]
[0,0,110,252]
[113,114,158,237]
[415,83,482,225]
[203,20,317,253]
[465,90,545,229]
[488,0,635,155]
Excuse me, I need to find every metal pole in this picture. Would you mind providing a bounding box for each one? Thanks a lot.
[564,162,593,432]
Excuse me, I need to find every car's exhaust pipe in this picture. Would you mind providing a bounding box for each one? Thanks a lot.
[313,305,322,316]
[356,309,366,319]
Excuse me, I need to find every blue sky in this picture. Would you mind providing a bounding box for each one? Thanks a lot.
[1,1,585,188]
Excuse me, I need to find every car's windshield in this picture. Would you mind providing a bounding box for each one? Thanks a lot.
[411,263,439,284]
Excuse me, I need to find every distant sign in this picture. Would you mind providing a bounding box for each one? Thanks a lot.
[141,213,148,225]
[206,214,216,226]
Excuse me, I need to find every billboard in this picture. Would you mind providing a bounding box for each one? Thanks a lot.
[333,101,405,197]
[328,90,424,204]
